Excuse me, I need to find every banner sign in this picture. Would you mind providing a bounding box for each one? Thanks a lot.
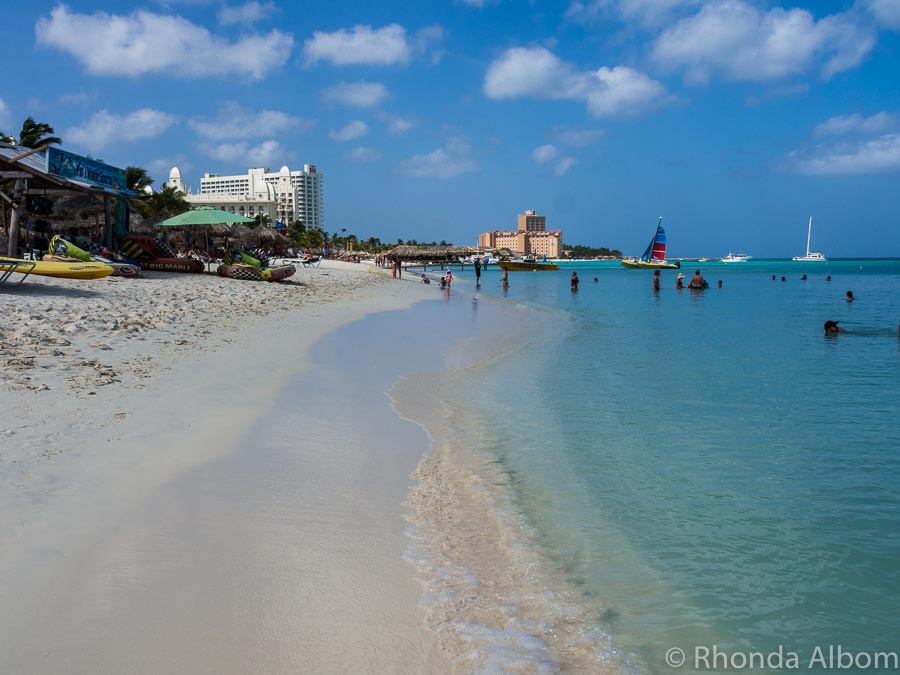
[46,147,127,193]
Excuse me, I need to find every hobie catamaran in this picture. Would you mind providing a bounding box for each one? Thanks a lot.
[792,217,827,262]
[622,217,681,269]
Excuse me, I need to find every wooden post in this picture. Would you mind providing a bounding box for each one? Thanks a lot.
[103,194,113,249]
[6,179,24,257]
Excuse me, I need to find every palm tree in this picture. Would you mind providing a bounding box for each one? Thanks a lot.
[16,117,62,148]
[125,166,154,193]
[139,184,189,219]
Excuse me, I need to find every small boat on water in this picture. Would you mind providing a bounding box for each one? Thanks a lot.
[720,252,752,263]
[621,217,681,269]
[792,217,827,262]
[497,257,558,271]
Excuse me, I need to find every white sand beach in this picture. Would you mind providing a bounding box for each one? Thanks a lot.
[0,261,453,674]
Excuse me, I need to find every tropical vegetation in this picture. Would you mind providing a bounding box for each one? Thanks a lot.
[1,117,62,148]
[563,244,623,258]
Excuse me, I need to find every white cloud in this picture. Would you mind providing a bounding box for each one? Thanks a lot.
[0,98,12,132]
[554,157,578,176]
[484,47,666,117]
[652,1,875,84]
[532,144,558,164]
[218,2,275,25]
[66,108,177,149]
[399,137,479,179]
[789,134,900,175]
[345,147,382,162]
[553,127,605,147]
[861,0,900,31]
[378,112,416,135]
[189,102,311,140]
[412,25,446,63]
[813,112,898,137]
[321,81,388,108]
[329,120,369,142]
[566,0,701,27]
[304,24,411,66]
[203,139,283,165]
[35,6,293,79]
[744,83,809,106]
[59,90,94,106]
[587,66,666,116]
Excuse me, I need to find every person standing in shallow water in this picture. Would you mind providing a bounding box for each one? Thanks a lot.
[474,257,481,284]
[652,269,660,291]
[689,269,707,289]
[571,271,579,291]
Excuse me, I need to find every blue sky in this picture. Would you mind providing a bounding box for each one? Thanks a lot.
[2,1,898,257]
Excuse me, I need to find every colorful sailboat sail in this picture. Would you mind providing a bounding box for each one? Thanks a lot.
[622,217,681,269]
[642,218,667,262]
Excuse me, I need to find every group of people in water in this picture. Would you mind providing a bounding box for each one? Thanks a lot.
[649,269,715,291]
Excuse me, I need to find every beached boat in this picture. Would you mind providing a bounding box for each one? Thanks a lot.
[621,218,681,269]
[497,258,558,271]
[45,236,141,277]
[0,257,113,280]
[217,263,296,281]
[792,217,827,262]
[720,252,751,263]
[217,248,296,281]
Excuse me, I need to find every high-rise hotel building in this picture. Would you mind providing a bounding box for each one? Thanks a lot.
[167,164,324,230]
[479,210,562,257]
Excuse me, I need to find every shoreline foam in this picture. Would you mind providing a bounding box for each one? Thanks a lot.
[391,297,634,674]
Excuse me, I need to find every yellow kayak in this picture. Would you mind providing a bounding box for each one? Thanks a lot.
[0,257,114,280]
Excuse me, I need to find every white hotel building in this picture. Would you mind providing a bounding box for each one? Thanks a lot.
[167,164,324,230]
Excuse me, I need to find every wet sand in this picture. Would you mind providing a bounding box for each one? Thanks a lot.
[0,261,449,674]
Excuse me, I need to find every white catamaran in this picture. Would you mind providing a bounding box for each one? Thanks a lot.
[792,217,827,262]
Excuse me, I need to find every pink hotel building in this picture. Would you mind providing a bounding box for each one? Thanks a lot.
[478,210,562,257]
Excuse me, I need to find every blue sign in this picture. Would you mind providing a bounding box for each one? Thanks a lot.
[46,147,128,194]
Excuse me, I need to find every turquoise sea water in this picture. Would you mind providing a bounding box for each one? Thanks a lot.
[401,259,900,672]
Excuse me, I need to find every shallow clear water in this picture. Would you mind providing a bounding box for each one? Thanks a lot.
[408,259,900,672]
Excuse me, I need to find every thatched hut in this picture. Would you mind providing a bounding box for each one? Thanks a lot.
[385,245,480,263]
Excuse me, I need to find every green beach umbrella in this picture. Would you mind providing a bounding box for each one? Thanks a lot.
[154,206,256,227]
[153,208,257,266]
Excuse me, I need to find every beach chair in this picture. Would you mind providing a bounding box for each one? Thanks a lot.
[0,258,36,284]
[300,256,321,269]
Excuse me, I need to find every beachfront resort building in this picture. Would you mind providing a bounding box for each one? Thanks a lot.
[167,164,324,229]
[478,209,562,257]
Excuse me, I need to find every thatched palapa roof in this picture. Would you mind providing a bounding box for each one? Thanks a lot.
[386,245,482,260]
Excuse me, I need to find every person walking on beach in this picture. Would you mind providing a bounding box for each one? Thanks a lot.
[653,270,661,291]
[571,271,580,291]
[445,270,453,286]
